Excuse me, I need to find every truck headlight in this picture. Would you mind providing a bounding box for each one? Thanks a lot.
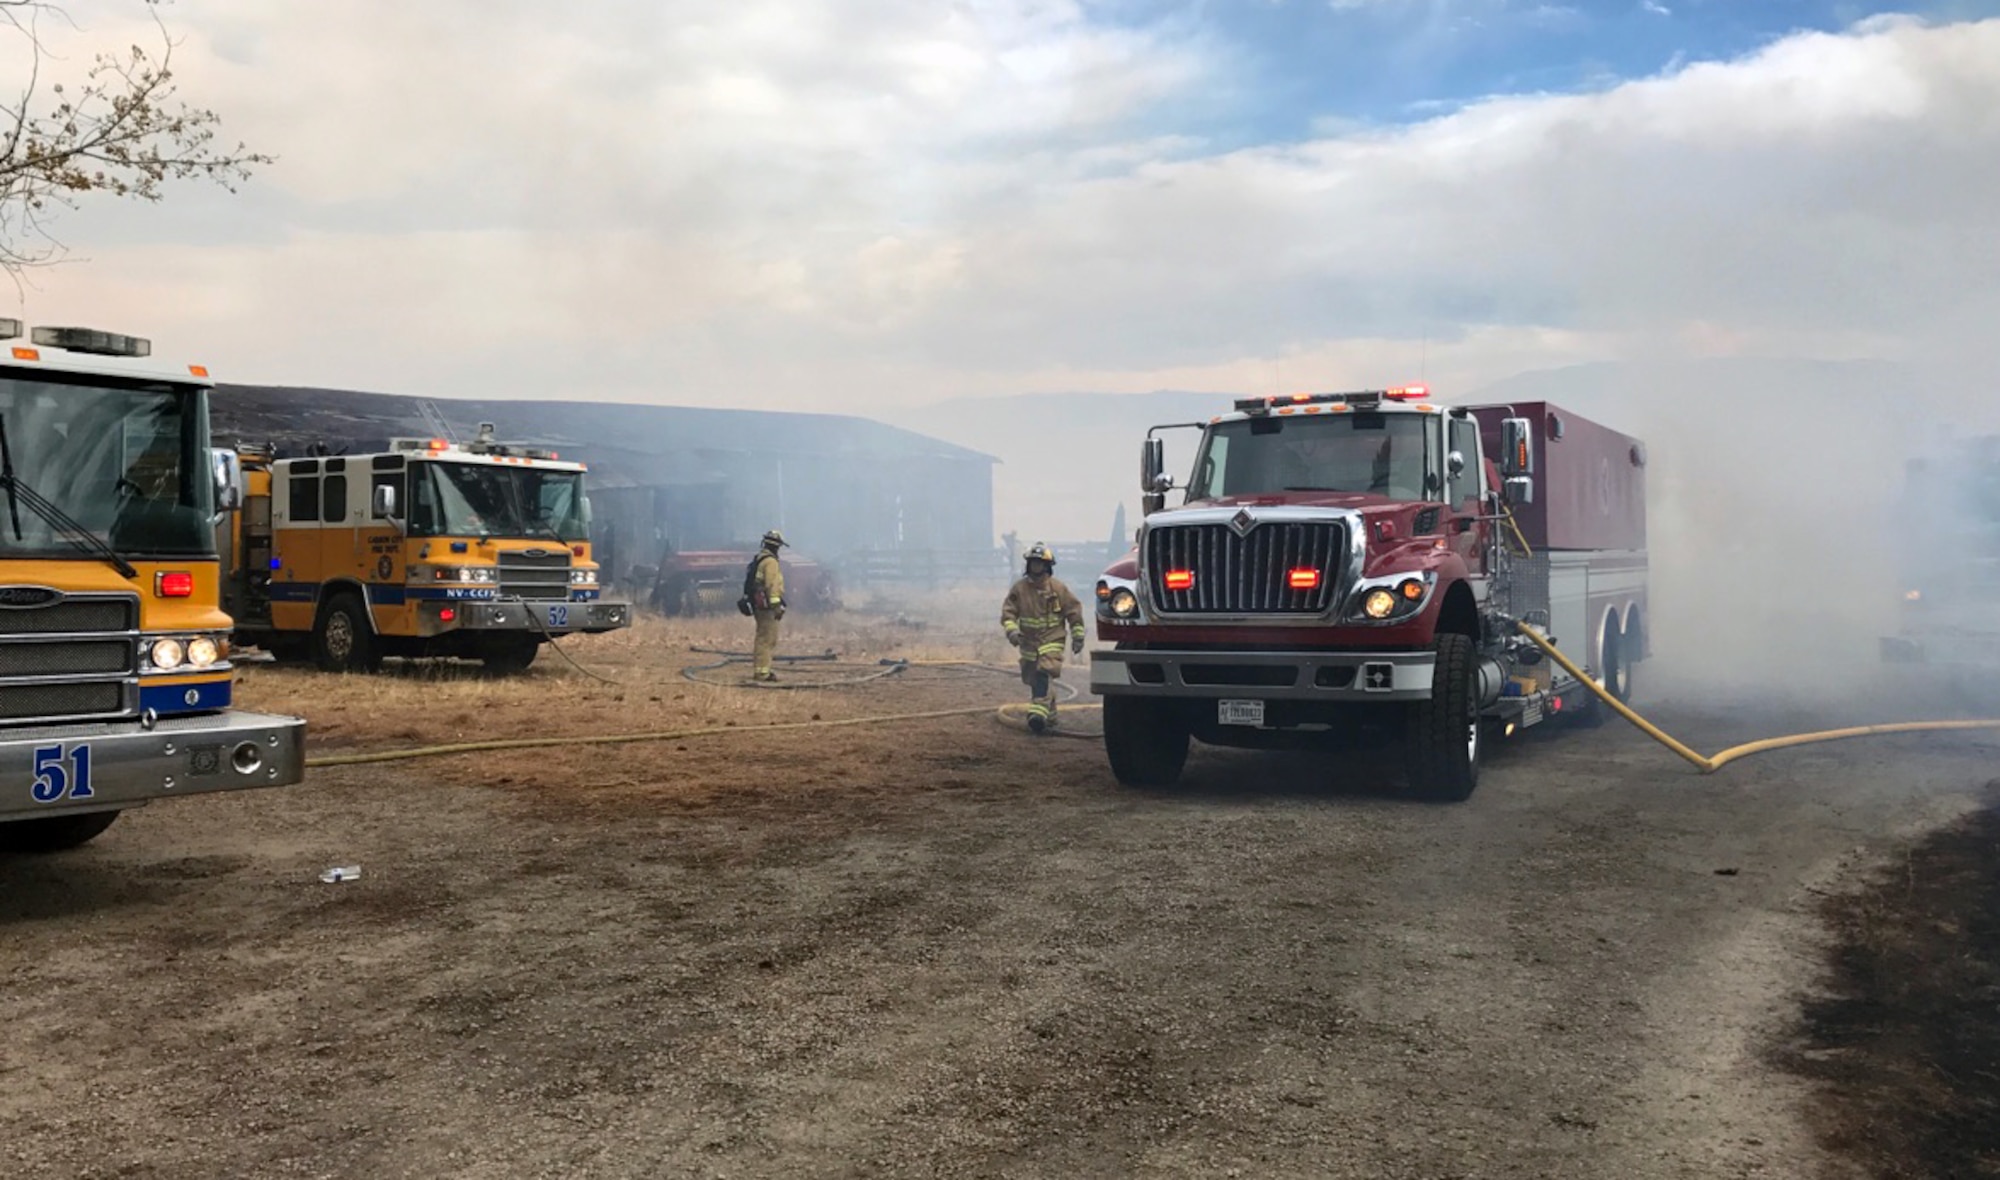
[470,567,497,584]
[187,636,221,668]
[1108,588,1138,619]
[150,637,185,670]
[1363,590,1397,619]
[570,568,597,585]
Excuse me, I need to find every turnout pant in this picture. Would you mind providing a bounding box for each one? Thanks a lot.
[753,608,782,677]
[1020,660,1061,726]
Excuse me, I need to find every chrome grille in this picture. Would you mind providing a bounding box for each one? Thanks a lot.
[0,590,141,725]
[498,551,572,601]
[0,638,134,678]
[1146,521,1345,615]
[0,681,126,720]
[0,598,134,634]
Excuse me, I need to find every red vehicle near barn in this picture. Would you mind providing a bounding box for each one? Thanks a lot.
[646,547,843,617]
[1089,387,1649,800]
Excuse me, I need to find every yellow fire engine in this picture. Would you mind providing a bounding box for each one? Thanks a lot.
[0,321,305,853]
[219,425,631,672]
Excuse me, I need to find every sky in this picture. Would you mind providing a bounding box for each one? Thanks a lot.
[6,1,2000,415]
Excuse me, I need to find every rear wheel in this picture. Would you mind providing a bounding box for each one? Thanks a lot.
[0,810,121,853]
[1404,632,1481,802]
[1577,617,1629,727]
[1103,696,1190,787]
[313,593,381,673]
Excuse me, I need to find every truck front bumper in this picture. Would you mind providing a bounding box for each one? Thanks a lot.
[0,710,307,822]
[1090,648,1437,702]
[425,598,632,636]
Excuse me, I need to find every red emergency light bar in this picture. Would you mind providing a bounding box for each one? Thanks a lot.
[1233,385,1435,415]
[1163,569,1195,591]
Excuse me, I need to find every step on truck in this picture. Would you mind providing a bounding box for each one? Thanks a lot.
[0,322,305,852]
[1090,386,1649,800]
[218,425,632,673]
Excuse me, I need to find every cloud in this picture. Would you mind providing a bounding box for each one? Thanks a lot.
[8,5,1999,422]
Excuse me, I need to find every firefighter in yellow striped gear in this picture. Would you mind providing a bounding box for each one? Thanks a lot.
[743,529,787,682]
[1000,542,1085,734]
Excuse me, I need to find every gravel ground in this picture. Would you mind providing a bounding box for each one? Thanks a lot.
[3,663,1996,1179]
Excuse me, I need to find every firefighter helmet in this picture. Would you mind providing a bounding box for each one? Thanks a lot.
[761,529,788,550]
[1025,542,1055,569]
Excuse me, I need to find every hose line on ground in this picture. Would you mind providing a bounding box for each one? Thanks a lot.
[1511,621,2000,773]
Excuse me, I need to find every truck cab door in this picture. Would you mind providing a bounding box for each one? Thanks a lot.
[1446,416,1490,576]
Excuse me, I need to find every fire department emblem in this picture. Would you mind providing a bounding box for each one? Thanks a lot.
[1229,507,1256,536]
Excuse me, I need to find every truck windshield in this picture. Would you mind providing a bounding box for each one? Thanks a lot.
[1188,412,1434,501]
[0,371,215,560]
[409,461,588,542]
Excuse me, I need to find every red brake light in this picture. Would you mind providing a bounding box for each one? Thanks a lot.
[1164,569,1195,591]
[155,571,194,598]
[439,607,456,622]
[1287,568,1320,590]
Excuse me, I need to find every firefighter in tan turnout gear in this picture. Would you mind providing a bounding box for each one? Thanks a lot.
[741,529,787,682]
[1001,543,1086,734]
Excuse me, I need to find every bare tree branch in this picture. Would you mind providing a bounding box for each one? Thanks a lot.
[0,0,271,278]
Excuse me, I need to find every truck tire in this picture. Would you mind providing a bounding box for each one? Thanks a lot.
[1103,696,1190,787]
[481,636,540,674]
[313,593,381,673]
[0,810,120,853]
[1404,632,1481,802]
[1576,619,1629,728]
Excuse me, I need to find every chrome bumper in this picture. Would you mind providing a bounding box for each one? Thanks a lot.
[0,710,306,822]
[1090,648,1437,702]
[439,599,632,635]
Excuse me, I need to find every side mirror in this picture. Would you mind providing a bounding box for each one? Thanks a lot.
[1505,475,1535,505]
[1141,437,1166,494]
[372,484,400,520]
[580,495,594,526]
[1447,450,1466,478]
[211,449,243,512]
[1500,417,1533,477]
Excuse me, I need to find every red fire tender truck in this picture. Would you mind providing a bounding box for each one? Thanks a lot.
[1090,387,1649,800]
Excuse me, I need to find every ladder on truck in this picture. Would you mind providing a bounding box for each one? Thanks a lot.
[417,399,459,445]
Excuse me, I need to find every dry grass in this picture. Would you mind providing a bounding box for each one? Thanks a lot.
[234,594,1038,789]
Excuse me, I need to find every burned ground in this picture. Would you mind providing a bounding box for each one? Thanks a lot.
[1775,799,2000,1180]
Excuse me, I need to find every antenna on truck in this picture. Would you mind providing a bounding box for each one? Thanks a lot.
[417,399,460,446]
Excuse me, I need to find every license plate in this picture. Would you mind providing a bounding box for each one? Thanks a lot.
[544,604,572,629]
[1218,699,1265,727]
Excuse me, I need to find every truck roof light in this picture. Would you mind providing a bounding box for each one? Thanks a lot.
[0,318,20,340]
[11,346,38,361]
[30,326,152,357]
[189,365,210,378]
[1383,384,1429,401]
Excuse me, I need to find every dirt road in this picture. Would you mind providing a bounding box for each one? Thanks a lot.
[3,633,1996,1178]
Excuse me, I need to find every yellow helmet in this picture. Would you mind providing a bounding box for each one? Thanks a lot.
[1025,542,1055,569]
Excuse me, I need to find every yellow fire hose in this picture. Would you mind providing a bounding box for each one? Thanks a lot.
[1511,621,2000,773]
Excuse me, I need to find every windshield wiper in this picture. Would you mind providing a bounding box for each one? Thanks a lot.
[0,413,139,579]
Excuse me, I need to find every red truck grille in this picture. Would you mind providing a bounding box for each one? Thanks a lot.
[1146,521,1345,615]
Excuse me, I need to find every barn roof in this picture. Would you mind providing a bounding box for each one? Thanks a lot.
[211,385,998,470]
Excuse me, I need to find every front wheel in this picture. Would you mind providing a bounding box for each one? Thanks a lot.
[313,594,381,673]
[1404,632,1481,802]
[1103,696,1190,787]
[0,810,121,853]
